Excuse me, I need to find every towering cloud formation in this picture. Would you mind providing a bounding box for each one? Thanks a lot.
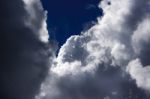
[37,0,150,99]
[0,0,54,99]
[1,0,150,99]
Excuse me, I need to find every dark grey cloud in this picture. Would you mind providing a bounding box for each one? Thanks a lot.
[0,0,55,99]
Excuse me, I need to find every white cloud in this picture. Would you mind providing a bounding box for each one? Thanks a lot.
[132,17,150,54]
[51,0,135,76]
[37,0,150,98]
[23,0,49,43]
[127,59,150,91]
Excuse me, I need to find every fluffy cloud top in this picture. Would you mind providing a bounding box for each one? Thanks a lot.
[50,0,150,75]
[1,0,149,99]
[37,0,150,99]
[127,59,150,92]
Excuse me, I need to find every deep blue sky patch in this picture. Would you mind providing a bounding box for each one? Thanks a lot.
[41,0,103,46]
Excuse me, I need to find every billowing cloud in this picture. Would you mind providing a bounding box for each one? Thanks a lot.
[127,59,150,92]
[37,0,150,99]
[1,0,149,98]
[0,0,54,99]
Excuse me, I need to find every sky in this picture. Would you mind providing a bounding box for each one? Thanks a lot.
[0,0,150,99]
[41,0,103,46]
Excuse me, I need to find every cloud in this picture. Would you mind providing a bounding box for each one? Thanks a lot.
[37,64,150,99]
[127,59,150,92]
[132,17,150,65]
[51,0,150,75]
[0,0,55,99]
[23,0,49,43]
[37,0,150,99]
[1,0,149,98]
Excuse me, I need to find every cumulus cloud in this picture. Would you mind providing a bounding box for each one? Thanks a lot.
[37,0,150,99]
[127,59,150,92]
[0,0,54,99]
[50,0,150,75]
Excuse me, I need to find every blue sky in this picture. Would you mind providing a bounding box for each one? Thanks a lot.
[41,0,103,46]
